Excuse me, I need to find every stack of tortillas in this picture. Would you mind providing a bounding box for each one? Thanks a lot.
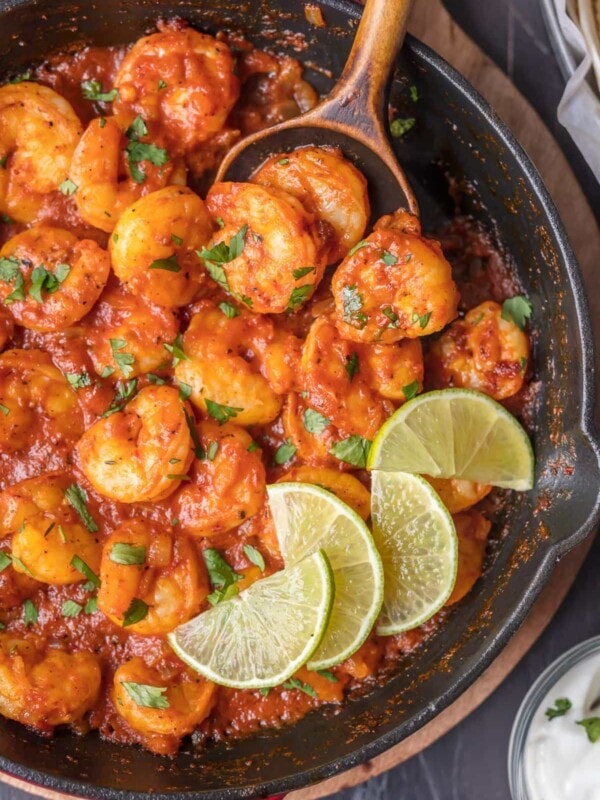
[568,0,600,89]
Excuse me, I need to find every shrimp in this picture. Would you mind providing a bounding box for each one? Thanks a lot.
[0,307,13,351]
[332,210,459,343]
[426,300,529,400]
[278,466,371,521]
[446,510,491,605]
[356,338,424,401]
[0,83,82,223]
[173,420,266,538]
[82,285,179,379]
[110,186,213,308]
[252,146,369,262]
[0,227,110,332]
[113,27,240,154]
[426,476,492,514]
[69,117,186,233]
[204,182,330,314]
[76,385,193,503]
[282,317,393,464]
[97,520,207,634]
[112,657,216,755]
[174,301,290,426]
[0,634,100,732]
[0,349,83,459]
[0,473,101,585]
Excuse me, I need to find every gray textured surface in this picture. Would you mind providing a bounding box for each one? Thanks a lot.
[0,1,598,798]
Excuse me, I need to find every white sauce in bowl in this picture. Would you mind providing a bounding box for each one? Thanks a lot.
[524,652,600,800]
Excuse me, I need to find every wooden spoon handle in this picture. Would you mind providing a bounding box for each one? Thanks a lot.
[320,0,413,119]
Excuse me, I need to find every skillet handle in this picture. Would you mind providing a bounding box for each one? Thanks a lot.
[317,0,413,121]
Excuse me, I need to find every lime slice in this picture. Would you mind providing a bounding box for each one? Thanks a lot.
[167,549,334,689]
[267,483,383,671]
[367,388,534,490]
[371,471,458,635]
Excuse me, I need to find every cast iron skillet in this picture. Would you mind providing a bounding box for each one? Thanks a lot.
[0,1,599,798]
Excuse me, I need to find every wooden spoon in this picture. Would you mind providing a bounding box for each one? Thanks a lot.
[216,0,417,220]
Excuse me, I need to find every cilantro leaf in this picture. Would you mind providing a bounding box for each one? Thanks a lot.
[218,301,240,318]
[274,438,297,465]
[5,272,25,304]
[102,378,138,417]
[109,543,146,566]
[170,233,183,246]
[58,178,78,196]
[0,552,11,572]
[0,403,8,416]
[184,408,205,460]
[303,408,330,434]
[66,372,92,390]
[124,116,169,185]
[70,555,100,588]
[402,380,419,401]
[410,85,419,102]
[65,484,99,533]
[381,250,397,266]
[243,544,265,572]
[501,296,533,331]
[329,435,371,468]
[23,598,38,627]
[207,440,219,460]
[411,311,431,329]
[81,79,118,102]
[390,117,415,137]
[576,717,600,743]
[287,284,313,312]
[0,257,19,283]
[178,381,192,401]
[293,266,316,280]
[84,597,98,614]
[203,549,243,606]
[109,338,135,378]
[122,597,148,627]
[126,115,148,139]
[28,264,70,303]
[282,678,317,698]
[545,697,572,720]
[348,240,369,257]
[197,226,248,294]
[341,285,367,328]
[316,669,338,682]
[345,352,359,381]
[62,600,83,618]
[121,681,170,709]
[382,306,399,327]
[205,399,243,425]
[148,255,180,272]
[163,333,188,366]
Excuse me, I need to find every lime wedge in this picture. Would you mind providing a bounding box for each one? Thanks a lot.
[167,549,334,689]
[367,388,534,490]
[268,483,383,671]
[371,471,458,635]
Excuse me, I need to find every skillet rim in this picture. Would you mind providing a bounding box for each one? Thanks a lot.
[0,4,598,797]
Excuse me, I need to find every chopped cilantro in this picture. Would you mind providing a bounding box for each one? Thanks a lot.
[341,284,367,328]
[576,717,600,743]
[58,178,78,196]
[203,549,243,606]
[157,79,167,91]
[64,484,99,532]
[330,435,371,468]
[0,403,9,416]
[411,311,431,329]
[303,408,330,434]
[274,438,297,465]
[81,79,118,102]
[501,296,532,330]
[390,117,416,137]
[545,697,572,720]
[66,372,92,390]
[316,669,338,682]
[170,233,183,246]
[121,681,170,709]
[23,598,38,627]
[293,266,316,280]
[381,250,397,266]
[70,555,100,588]
[109,338,135,378]
[148,255,180,272]
[122,597,149,627]
[84,597,98,614]
[348,240,369,257]
[287,284,312,312]
[0,552,11,572]
[178,381,192,401]
[205,399,243,425]
[382,307,399,327]
[62,600,83,618]
[207,440,219,461]
[243,544,265,572]
[28,264,70,303]
[163,333,188,366]
[345,352,359,381]
[218,301,240,318]
[109,543,146,566]
[197,226,248,294]
[124,115,169,184]
[410,85,419,102]
[402,380,419,400]
[282,678,317,698]
[146,373,166,385]
[184,408,205,460]
[102,378,138,417]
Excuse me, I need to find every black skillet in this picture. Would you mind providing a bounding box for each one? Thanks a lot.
[0,1,598,798]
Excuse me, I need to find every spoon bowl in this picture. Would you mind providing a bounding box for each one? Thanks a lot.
[216,0,418,220]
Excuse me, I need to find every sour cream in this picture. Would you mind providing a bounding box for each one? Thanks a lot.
[524,651,600,800]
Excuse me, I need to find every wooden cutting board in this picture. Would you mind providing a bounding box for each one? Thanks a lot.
[0,3,597,800]
[288,1,600,798]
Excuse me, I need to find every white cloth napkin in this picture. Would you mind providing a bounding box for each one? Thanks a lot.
[553,0,600,181]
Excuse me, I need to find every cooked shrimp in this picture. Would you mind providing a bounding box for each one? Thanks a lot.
[0,83,82,223]
[0,543,39,610]
[97,520,207,634]
[357,338,424,401]
[76,385,193,503]
[174,301,288,426]
[278,466,371,520]
[82,285,179,379]
[0,634,100,731]
[426,300,529,400]
[0,349,83,457]
[332,210,459,343]
[113,27,239,154]
[283,317,393,463]
[110,186,213,307]
[173,420,266,538]
[252,146,369,262]
[0,473,101,585]
[204,182,329,314]
[426,476,492,514]
[446,510,491,605]
[69,117,186,233]
[113,657,216,755]
[0,307,13,351]
[0,227,110,332]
